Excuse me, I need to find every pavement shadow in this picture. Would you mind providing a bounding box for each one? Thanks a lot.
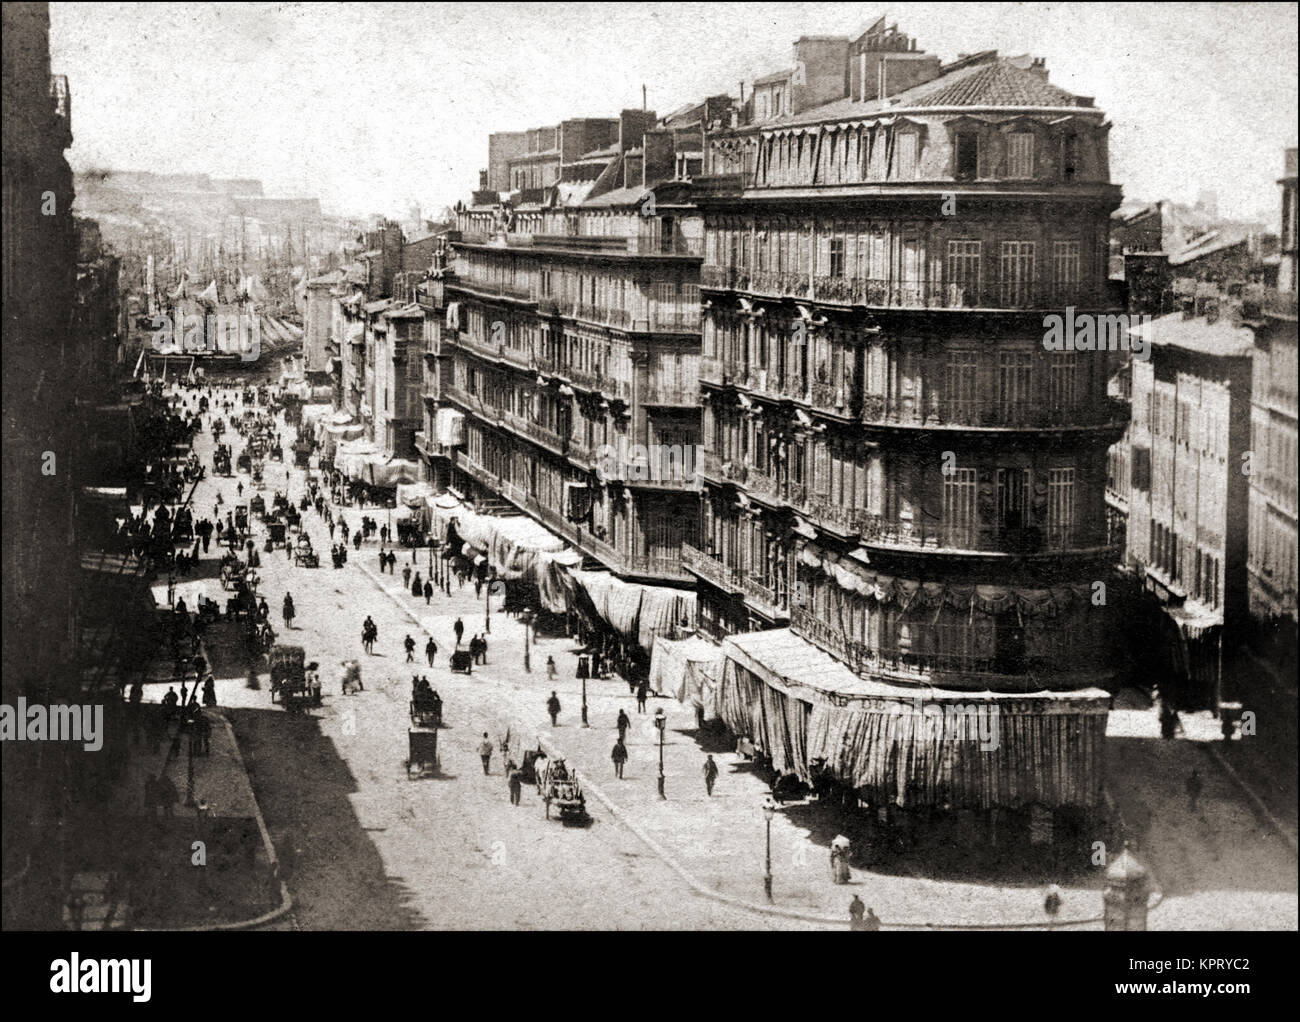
[227,706,428,929]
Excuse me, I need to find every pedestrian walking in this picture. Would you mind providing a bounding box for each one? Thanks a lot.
[353,531,362,552]
[547,691,561,727]
[402,564,411,588]
[611,738,628,779]
[477,733,494,775]
[381,525,389,545]
[404,634,416,663]
[362,616,377,655]
[849,895,866,930]
[1186,768,1203,812]
[328,519,336,540]
[424,580,433,605]
[546,655,557,681]
[703,754,719,796]
[425,636,437,667]
[636,681,649,714]
[282,592,295,629]
[508,764,524,805]
[453,617,464,646]
[616,708,630,743]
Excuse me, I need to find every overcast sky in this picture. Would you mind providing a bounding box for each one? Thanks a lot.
[50,2,1298,222]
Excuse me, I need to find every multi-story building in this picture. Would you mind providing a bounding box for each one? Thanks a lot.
[688,25,1125,839]
[413,235,461,491]
[1247,149,1299,668]
[443,104,725,585]
[1124,309,1254,708]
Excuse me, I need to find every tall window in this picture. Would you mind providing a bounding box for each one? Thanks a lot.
[998,351,1032,423]
[1049,352,1079,413]
[997,468,1030,531]
[1047,468,1075,545]
[947,240,982,306]
[894,133,918,180]
[943,467,978,547]
[955,132,980,180]
[828,237,845,277]
[1000,241,1036,307]
[1062,133,1080,181]
[946,349,979,421]
[1052,240,1081,300]
[1007,133,1035,178]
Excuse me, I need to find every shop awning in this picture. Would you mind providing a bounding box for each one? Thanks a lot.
[719,628,1110,809]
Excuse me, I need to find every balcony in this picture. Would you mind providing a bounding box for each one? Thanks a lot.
[516,417,567,455]
[699,355,747,387]
[860,394,1130,431]
[564,366,632,402]
[530,234,702,258]
[641,382,698,406]
[854,515,1114,555]
[414,431,454,459]
[628,554,693,582]
[617,454,702,491]
[682,543,742,593]
[790,608,1101,692]
[742,574,788,620]
[702,269,1113,310]
[449,278,537,304]
[698,449,747,486]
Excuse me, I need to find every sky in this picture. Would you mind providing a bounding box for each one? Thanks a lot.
[49,2,1299,223]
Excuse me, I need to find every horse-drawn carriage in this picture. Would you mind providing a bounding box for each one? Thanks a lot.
[171,508,194,544]
[213,443,233,476]
[450,649,473,674]
[246,615,275,656]
[293,534,319,568]
[249,494,267,519]
[234,505,250,535]
[270,645,319,710]
[538,758,586,821]
[266,520,287,549]
[294,441,313,469]
[251,460,264,486]
[409,688,442,729]
[237,451,252,473]
[406,728,439,777]
[269,443,284,463]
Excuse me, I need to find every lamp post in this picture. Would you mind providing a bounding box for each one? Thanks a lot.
[654,707,666,799]
[581,662,589,727]
[522,609,532,673]
[484,570,493,634]
[762,798,775,901]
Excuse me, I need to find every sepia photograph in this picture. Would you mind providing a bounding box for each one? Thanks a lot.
[2,0,1296,998]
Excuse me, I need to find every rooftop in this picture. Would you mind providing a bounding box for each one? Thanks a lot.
[1130,311,1256,359]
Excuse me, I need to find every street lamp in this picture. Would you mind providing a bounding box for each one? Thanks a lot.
[653,707,667,799]
[522,609,532,673]
[762,798,776,901]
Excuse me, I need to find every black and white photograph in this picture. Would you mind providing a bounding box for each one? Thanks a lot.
[2,0,1297,992]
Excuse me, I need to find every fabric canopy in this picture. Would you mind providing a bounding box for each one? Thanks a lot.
[650,635,724,718]
[718,629,1110,809]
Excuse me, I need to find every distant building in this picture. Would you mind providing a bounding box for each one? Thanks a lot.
[1123,309,1255,709]
[1246,149,1298,671]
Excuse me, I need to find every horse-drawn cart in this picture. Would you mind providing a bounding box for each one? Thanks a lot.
[293,534,319,568]
[266,520,287,549]
[213,443,233,476]
[406,728,439,777]
[410,691,443,729]
[538,758,586,821]
[270,644,319,710]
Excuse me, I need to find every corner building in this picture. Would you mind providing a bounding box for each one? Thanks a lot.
[691,26,1125,842]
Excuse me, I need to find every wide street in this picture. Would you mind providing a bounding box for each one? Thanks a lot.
[177,387,798,930]
[157,383,1297,931]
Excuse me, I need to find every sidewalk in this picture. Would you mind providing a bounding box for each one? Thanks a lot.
[60,628,285,930]
[357,555,1111,929]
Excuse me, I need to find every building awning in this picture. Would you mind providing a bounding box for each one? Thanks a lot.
[720,628,1110,809]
